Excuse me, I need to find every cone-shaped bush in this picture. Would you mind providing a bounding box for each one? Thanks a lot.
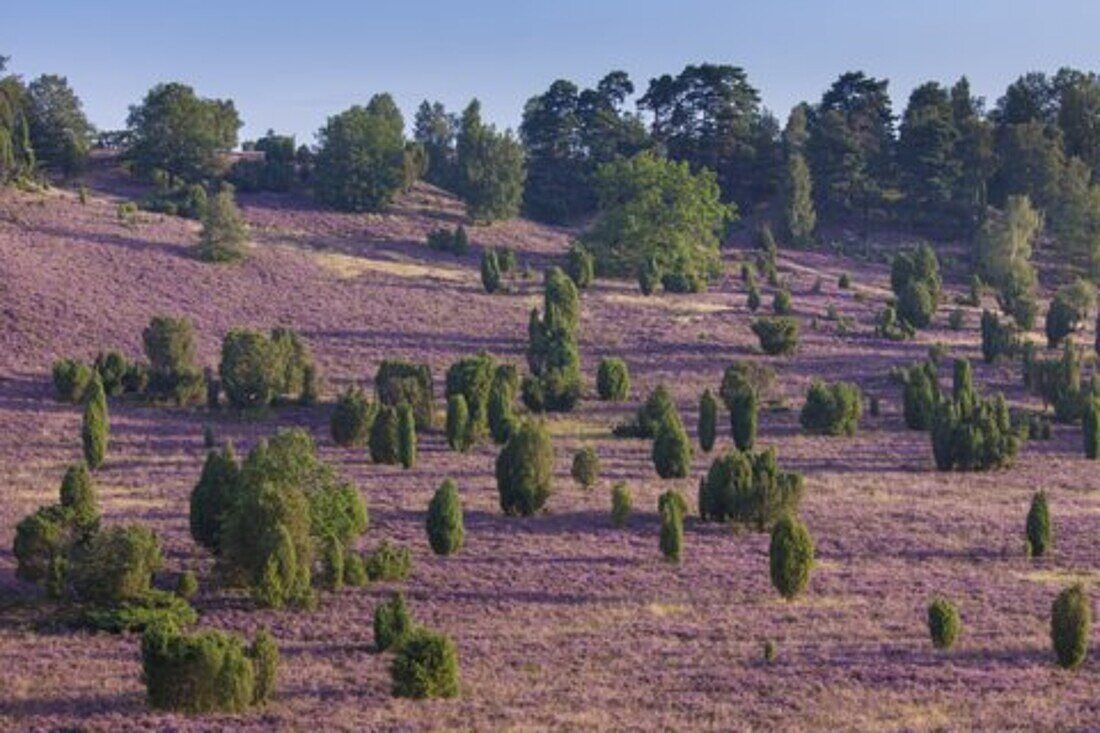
[729,386,757,450]
[487,373,516,444]
[446,394,472,452]
[197,184,249,263]
[571,446,600,489]
[652,410,693,479]
[320,534,345,591]
[699,389,718,452]
[375,360,434,430]
[250,627,279,705]
[59,462,98,529]
[596,358,630,401]
[610,482,632,528]
[375,591,413,652]
[330,387,376,447]
[927,598,960,650]
[634,385,675,439]
[1026,491,1051,558]
[189,444,240,552]
[369,405,401,464]
[397,403,417,469]
[391,628,460,699]
[81,375,109,470]
[953,358,974,404]
[426,479,464,556]
[658,491,683,563]
[480,248,502,293]
[496,421,554,516]
[903,362,939,430]
[769,514,814,599]
[773,289,793,315]
[1084,398,1100,459]
[1051,584,1091,670]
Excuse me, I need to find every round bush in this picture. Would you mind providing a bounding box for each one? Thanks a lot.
[1026,491,1051,558]
[571,446,600,489]
[496,421,554,516]
[426,479,465,556]
[391,628,460,699]
[800,380,862,436]
[927,598,960,650]
[330,387,375,447]
[1051,583,1091,670]
[596,358,630,401]
[769,514,814,599]
[566,243,594,289]
[751,317,799,356]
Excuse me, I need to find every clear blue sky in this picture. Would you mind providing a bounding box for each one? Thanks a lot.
[4,1,1099,145]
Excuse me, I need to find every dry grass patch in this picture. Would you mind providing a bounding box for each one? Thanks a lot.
[313,250,469,282]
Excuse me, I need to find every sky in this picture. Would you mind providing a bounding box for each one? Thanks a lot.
[3,1,1100,145]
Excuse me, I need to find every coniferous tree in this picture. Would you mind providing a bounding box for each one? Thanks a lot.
[82,375,109,470]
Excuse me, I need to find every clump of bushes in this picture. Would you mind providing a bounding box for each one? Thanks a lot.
[143,316,204,405]
[427,225,469,256]
[902,361,940,430]
[1045,280,1094,348]
[927,598,960,650]
[1026,491,1052,558]
[930,366,1018,471]
[219,327,316,409]
[800,380,861,436]
[891,244,941,329]
[751,317,799,356]
[610,482,632,527]
[142,622,278,713]
[375,360,434,429]
[331,386,377,447]
[523,267,582,412]
[1028,341,1095,423]
[614,384,675,439]
[52,359,94,402]
[571,446,600,489]
[374,591,413,651]
[720,362,772,449]
[769,514,814,599]
[596,357,630,401]
[1051,583,1091,670]
[658,490,684,563]
[14,463,99,587]
[496,421,554,516]
[698,448,803,529]
[445,352,500,443]
[426,480,464,556]
[391,628,460,699]
[364,540,412,582]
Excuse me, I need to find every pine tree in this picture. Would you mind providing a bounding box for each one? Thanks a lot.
[781,152,816,246]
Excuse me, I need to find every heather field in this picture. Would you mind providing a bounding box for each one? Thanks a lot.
[1,168,1099,732]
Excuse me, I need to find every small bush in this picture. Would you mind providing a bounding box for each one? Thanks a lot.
[446,394,472,452]
[81,376,109,470]
[250,628,280,705]
[321,534,345,591]
[773,289,793,315]
[571,446,600,489]
[638,256,660,295]
[70,524,162,605]
[927,598,960,650]
[658,491,684,563]
[652,410,693,479]
[396,402,417,469]
[176,570,199,599]
[763,639,778,662]
[375,360,434,430]
[480,248,502,293]
[391,628,460,699]
[565,243,595,289]
[902,362,940,430]
[1026,491,1052,558]
[727,384,757,451]
[698,389,718,452]
[369,405,401,464]
[94,351,129,396]
[331,387,376,447]
[769,514,814,599]
[1084,398,1100,459]
[626,384,675,439]
[343,552,368,587]
[365,541,412,582]
[610,482,632,527]
[496,421,554,516]
[53,359,94,403]
[1051,584,1091,670]
[374,591,413,651]
[426,479,464,556]
[197,185,248,263]
[596,358,630,401]
[751,317,799,356]
[838,272,851,289]
[800,380,861,436]
[487,369,517,444]
[427,226,468,256]
[747,285,761,312]
[662,269,705,293]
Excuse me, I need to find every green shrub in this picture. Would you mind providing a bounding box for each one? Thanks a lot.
[638,256,661,295]
[426,479,464,556]
[838,272,851,289]
[480,248,502,293]
[397,402,417,469]
[496,420,554,516]
[59,462,98,529]
[176,570,199,599]
[218,327,314,409]
[52,359,94,403]
[931,391,1018,471]
[375,360,434,430]
[769,514,814,599]
[1085,398,1100,459]
[81,375,109,469]
[525,268,582,412]
[570,446,600,489]
[596,357,630,401]
[698,389,718,452]
[661,268,706,293]
[772,289,793,315]
[487,368,517,444]
[365,540,412,581]
[1045,280,1094,348]
[927,598,960,650]
[610,482,632,528]
[699,448,803,529]
[1026,491,1052,558]
[189,444,240,552]
[143,315,201,403]
[343,552,368,587]
[375,591,413,651]
[1051,584,1091,670]
[391,628,460,699]
[800,380,861,436]
[751,317,799,356]
[980,310,1016,364]
[1028,341,1090,423]
[891,244,941,329]
[747,285,761,312]
[250,627,280,705]
[498,247,516,273]
[658,491,684,563]
[320,534,345,592]
[428,226,467,255]
[565,243,594,289]
[370,405,401,464]
[652,409,693,479]
[93,351,129,396]
[331,386,376,447]
[446,394,472,452]
[197,185,248,262]
[70,524,161,605]
[14,505,76,583]
[446,353,496,439]
[902,362,940,430]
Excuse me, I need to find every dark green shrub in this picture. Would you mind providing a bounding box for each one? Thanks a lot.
[699,448,803,529]
[189,444,240,552]
[375,591,413,652]
[980,309,1016,364]
[53,359,94,403]
[176,570,198,599]
[838,272,851,289]
[628,384,675,439]
[375,360,433,430]
[14,505,76,583]
[219,329,277,408]
[891,244,941,329]
[800,380,861,436]
[427,226,466,255]
[446,394,472,452]
[1045,280,1094,348]
[1085,398,1100,459]
[751,317,799,356]
[571,446,600,489]
[143,315,201,403]
[698,389,718,452]
[93,351,129,396]
[1051,584,1091,670]
[596,358,630,401]
[1028,341,1090,422]
[747,285,761,312]
[344,552,368,587]
[331,387,376,447]
[496,420,554,516]
[250,627,279,705]
[369,405,401,464]
[661,268,705,293]
[565,243,594,289]
[769,514,814,599]
[391,628,460,699]
[70,524,161,605]
[931,392,1018,471]
[658,491,683,563]
[480,248,502,293]
[902,362,940,430]
[365,540,412,582]
[652,409,693,479]
[397,402,417,469]
[320,534,345,591]
[59,462,98,529]
[638,256,661,295]
[426,479,464,556]
[81,375,109,469]
[948,308,965,331]
[1026,491,1052,558]
[525,268,582,412]
[446,353,496,439]
[610,482,632,528]
[498,247,516,273]
[487,368,517,444]
[927,598,960,650]
[772,289,793,315]
[197,184,248,262]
